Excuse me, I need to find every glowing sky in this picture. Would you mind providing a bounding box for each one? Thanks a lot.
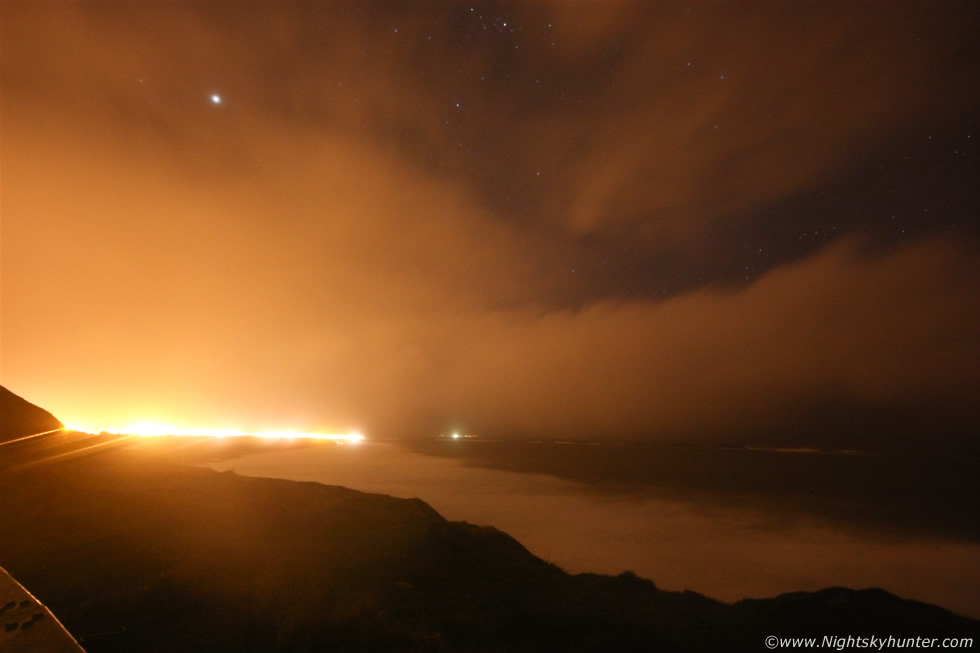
[2,2,978,442]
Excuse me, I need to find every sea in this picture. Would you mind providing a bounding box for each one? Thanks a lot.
[204,438,980,618]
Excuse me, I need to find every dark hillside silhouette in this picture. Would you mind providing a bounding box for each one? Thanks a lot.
[0,385,63,444]
[0,391,975,651]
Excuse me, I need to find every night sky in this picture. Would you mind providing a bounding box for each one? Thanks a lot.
[3,2,979,443]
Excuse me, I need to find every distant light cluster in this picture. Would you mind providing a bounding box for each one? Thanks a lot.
[66,423,364,443]
[444,432,478,440]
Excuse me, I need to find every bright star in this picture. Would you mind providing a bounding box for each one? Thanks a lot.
[211,94,222,104]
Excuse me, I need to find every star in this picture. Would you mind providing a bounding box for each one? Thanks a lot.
[211,94,222,104]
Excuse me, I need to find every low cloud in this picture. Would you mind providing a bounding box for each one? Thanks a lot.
[426,237,980,443]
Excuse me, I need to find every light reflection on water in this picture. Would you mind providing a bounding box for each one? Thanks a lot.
[204,440,980,618]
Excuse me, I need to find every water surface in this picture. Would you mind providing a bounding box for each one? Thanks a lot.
[205,439,980,618]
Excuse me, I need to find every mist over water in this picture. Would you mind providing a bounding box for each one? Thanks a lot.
[205,439,980,618]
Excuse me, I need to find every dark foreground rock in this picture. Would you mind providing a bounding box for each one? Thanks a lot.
[0,432,975,652]
[0,385,63,444]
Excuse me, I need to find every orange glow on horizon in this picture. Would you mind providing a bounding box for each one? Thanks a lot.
[65,422,365,443]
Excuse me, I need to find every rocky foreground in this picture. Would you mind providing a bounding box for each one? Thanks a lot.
[0,428,976,652]
[0,386,63,444]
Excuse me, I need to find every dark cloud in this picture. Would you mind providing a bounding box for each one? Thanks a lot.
[412,237,980,442]
[2,2,978,442]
